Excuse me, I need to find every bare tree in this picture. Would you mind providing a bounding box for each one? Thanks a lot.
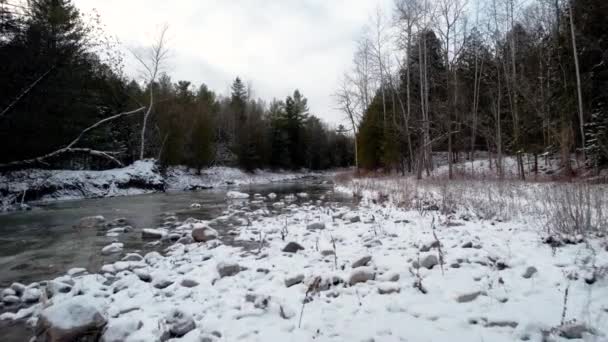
[435,0,468,180]
[131,24,170,160]
[568,0,585,157]
[335,74,362,172]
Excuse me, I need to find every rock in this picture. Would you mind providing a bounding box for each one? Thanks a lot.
[378,283,401,295]
[226,191,250,199]
[344,213,361,223]
[378,272,400,282]
[101,243,124,255]
[461,241,473,248]
[2,295,19,304]
[101,316,142,342]
[141,228,167,239]
[349,267,376,285]
[297,192,309,198]
[180,279,199,288]
[321,249,335,257]
[10,282,26,296]
[272,202,285,209]
[1,288,16,297]
[352,255,372,268]
[177,236,194,245]
[122,253,144,262]
[192,225,219,243]
[268,193,277,199]
[190,203,202,209]
[36,297,106,342]
[285,274,305,287]
[522,266,538,279]
[144,252,163,265]
[420,240,440,252]
[559,322,595,339]
[67,268,87,277]
[456,291,483,303]
[415,254,439,269]
[306,222,325,230]
[45,280,72,298]
[217,262,241,277]
[282,242,304,253]
[134,269,151,283]
[75,216,105,229]
[167,309,195,337]
[153,278,174,289]
[22,287,41,303]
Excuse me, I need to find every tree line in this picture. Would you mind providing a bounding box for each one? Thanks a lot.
[337,0,608,179]
[0,0,352,172]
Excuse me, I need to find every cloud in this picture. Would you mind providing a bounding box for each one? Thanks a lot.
[74,0,393,125]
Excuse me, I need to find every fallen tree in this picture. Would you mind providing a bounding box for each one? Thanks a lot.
[0,107,146,171]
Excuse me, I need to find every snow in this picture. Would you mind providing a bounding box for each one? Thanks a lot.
[3,177,608,341]
[0,160,322,211]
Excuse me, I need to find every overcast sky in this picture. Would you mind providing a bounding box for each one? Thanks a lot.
[73,0,393,126]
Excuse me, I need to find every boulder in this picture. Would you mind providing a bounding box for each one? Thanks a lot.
[349,267,376,285]
[75,216,105,229]
[192,225,219,243]
[217,262,241,278]
[10,282,26,296]
[306,222,325,230]
[352,255,372,268]
[45,280,72,298]
[166,309,195,338]
[134,269,151,283]
[282,242,304,253]
[2,295,19,304]
[378,283,401,295]
[559,322,596,339]
[180,279,199,288]
[284,274,305,288]
[522,266,538,279]
[101,243,124,256]
[152,278,174,289]
[141,228,167,240]
[122,254,144,262]
[101,316,142,342]
[36,297,106,342]
[461,241,473,248]
[22,287,42,303]
[417,254,439,269]
[456,291,483,303]
[226,191,250,199]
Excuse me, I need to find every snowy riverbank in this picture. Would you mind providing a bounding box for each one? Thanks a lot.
[0,160,323,211]
[1,176,607,341]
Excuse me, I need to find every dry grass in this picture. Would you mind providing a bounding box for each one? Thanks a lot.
[336,172,608,237]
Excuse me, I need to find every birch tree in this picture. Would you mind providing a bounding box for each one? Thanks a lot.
[131,24,170,160]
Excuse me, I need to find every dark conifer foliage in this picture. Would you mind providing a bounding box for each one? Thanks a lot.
[0,1,352,171]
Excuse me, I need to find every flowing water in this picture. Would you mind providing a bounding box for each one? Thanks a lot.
[0,179,352,341]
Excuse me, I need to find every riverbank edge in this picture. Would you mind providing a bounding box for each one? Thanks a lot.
[0,160,333,212]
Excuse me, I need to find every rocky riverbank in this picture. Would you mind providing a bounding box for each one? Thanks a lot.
[0,160,322,212]
[1,181,606,341]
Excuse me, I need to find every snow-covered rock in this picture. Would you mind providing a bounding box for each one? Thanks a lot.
[36,297,106,342]
[282,241,304,253]
[226,191,250,199]
[217,262,241,278]
[75,215,105,229]
[306,222,325,230]
[191,224,219,242]
[352,255,372,268]
[349,267,376,285]
[285,274,305,287]
[141,228,167,239]
[101,242,124,255]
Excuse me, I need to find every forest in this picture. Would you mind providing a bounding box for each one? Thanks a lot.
[337,0,608,179]
[0,0,353,173]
